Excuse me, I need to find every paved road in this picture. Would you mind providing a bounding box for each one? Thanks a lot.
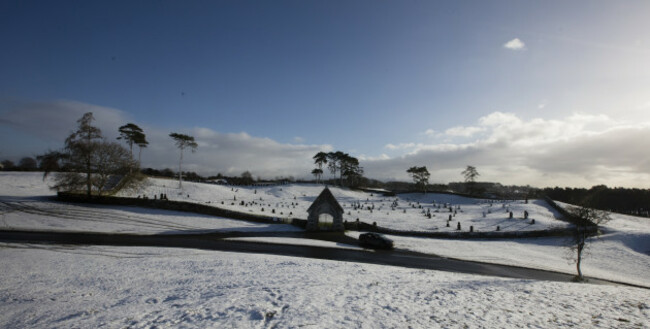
[0,229,601,284]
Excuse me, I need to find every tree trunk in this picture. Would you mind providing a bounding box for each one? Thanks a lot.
[86,170,91,197]
[129,141,133,174]
[576,241,584,280]
[86,155,92,197]
[178,147,184,189]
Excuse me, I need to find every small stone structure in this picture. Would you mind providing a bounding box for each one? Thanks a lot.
[306,187,344,231]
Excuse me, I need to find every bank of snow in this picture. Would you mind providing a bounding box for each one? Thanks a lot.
[1,244,648,329]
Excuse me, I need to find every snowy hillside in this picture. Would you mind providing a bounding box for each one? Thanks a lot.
[345,200,650,287]
[117,177,569,233]
[0,172,300,234]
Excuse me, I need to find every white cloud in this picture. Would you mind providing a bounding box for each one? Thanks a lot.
[3,99,649,188]
[504,38,526,50]
[385,143,417,150]
[293,136,305,143]
[358,153,390,161]
[424,129,436,136]
[478,111,521,126]
[365,111,650,187]
[639,101,650,110]
[444,126,484,137]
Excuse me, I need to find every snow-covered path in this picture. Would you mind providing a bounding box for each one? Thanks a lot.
[0,229,591,283]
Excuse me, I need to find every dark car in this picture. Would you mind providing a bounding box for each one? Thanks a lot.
[359,233,394,250]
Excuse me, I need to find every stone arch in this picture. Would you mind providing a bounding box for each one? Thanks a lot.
[306,187,344,231]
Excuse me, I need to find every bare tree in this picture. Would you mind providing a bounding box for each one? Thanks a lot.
[566,205,611,281]
[40,113,139,196]
[169,133,198,189]
[50,140,133,195]
[92,141,132,195]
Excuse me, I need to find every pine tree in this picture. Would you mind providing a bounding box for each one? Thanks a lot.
[117,123,147,173]
[169,133,198,189]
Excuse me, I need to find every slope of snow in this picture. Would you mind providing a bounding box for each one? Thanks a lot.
[117,177,569,233]
[0,173,299,234]
[345,200,650,287]
[1,244,648,328]
[0,172,56,197]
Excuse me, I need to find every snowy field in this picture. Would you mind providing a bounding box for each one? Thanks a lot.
[342,201,650,287]
[1,244,648,329]
[2,172,649,287]
[1,172,650,327]
[117,177,569,233]
[0,173,300,234]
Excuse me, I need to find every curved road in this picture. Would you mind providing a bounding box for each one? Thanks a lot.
[0,229,611,284]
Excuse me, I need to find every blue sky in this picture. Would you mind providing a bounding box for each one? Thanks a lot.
[1,1,649,187]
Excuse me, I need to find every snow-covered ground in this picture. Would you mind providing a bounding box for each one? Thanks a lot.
[342,197,650,288]
[1,244,648,329]
[118,177,569,233]
[2,173,649,286]
[1,172,650,327]
[0,173,300,234]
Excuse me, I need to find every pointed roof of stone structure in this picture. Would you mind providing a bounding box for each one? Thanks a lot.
[307,187,343,214]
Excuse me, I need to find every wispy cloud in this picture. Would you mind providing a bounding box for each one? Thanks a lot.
[503,38,526,50]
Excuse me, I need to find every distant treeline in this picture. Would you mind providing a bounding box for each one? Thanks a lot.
[542,185,650,218]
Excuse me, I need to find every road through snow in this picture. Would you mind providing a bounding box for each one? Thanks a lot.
[0,229,626,286]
